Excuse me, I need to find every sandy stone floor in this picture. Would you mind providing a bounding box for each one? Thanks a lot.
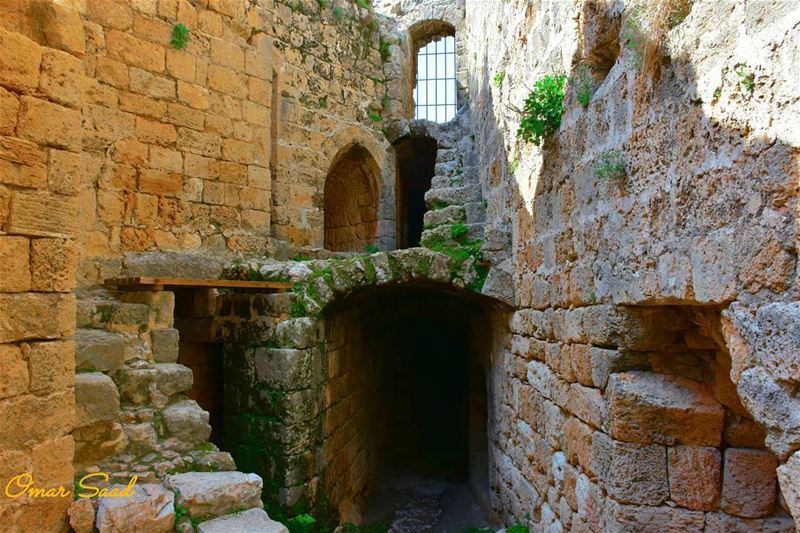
[362,474,496,532]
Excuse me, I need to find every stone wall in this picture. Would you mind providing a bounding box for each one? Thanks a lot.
[466,0,800,529]
[0,11,80,531]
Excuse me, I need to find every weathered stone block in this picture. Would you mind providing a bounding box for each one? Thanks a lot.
[32,434,73,487]
[605,371,724,446]
[30,238,77,292]
[0,28,42,92]
[567,383,605,429]
[777,451,800,524]
[25,340,74,393]
[151,328,179,363]
[273,318,318,349]
[0,86,19,135]
[7,190,78,238]
[0,344,29,399]
[106,30,165,72]
[720,448,778,518]
[114,364,193,407]
[603,499,705,533]
[95,483,174,533]
[0,390,74,449]
[0,236,30,292]
[17,97,82,151]
[591,432,669,505]
[39,49,84,108]
[704,512,795,533]
[197,508,288,533]
[68,498,95,533]
[162,400,211,443]
[41,3,85,56]
[76,329,125,372]
[165,471,263,518]
[254,348,315,390]
[0,293,75,343]
[667,445,721,511]
[75,372,120,427]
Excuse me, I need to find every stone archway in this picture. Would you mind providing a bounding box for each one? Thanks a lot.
[216,248,511,527]
[323,144,381,252]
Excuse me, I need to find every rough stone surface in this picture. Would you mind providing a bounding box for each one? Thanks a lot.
[151,328,179,363]
[75,372,120,427]
[165,472,263,518]
[95,483,175,533]
[162,400,211,444]
[197,508,288,533]
[605,371,724,446]
[720,448,778,518]
[667,445,721,511]
[76,329,125,371]
[777,451,800,522]
[68,498,95,533]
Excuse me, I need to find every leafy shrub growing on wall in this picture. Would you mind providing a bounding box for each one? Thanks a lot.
[170,23,190,50]
[493,71,505,88]
[517,74,566,146]
[573,63,593,108]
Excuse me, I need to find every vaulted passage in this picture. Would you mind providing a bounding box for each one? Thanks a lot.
[322,285,503,529]
[324,144,380,252]
[395,136,437,248]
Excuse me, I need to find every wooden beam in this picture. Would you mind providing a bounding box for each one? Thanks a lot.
[104,277,292,292]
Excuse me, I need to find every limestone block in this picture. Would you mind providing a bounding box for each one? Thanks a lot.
[721,448,778,518]
[151,328,179,363]
[724,416,766,448]
[566,383,605,429]
[0,236,30,292]
[162,400,211,443]
[254,348,314,390]
[107,303,151,334]
[0,390,74,449]
[106,30,165,72]
[165,472,263,518]
[6,190,78,238]
[114,364,193,408]
[39,49,84,108]
[667,445,721,511]
[75,372,120,427]
[120,291,175,328]
[68,498,95,533]
[41,3,85,56]
[0,28,42,92]
[273,318,317,349]
[30,238,78,292]
[590,432,669,506]
[197,508,288,533]
[605,371,724,446]
[704,513,796,533]
[25,340,74,393]
[76,329,125,372]
[777,451,800,523]
[0,293,75,343]
[124,422,159,454]
[17,97,82,151]
[0,86,18,135]
[95,483,174,533]
[563,417,594,475]
[0,344,29,399]
[603,499,705,533]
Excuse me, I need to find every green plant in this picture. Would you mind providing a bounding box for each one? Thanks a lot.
[363,244,379,253]
[355,0,371,8]
[382,93,390,109]
[573,63,593,108]
[318,96,328,109]
[594,149,626,180]
[507,522,530,533]
[170,23,190,50]
[735,64,755,94]
[517,74,566,146]
[431,200,449,210]
[317,0,330,7]
[333,6,345,18]
[368,111,382,122]
[287,513,316,533]
[379,36,391,61]
[508,158,519,175]
[493,71,505,88]
[712,87,722,101]
[450,223,469,240]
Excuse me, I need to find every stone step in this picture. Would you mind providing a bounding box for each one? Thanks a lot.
[421,223,484,249]
[76,328,126,372]
[165,471,264,519]
[435,147,458,163]
[430,174,462,188]
[114,363,194,408]
[434,160,460,176]
[423,204,466,228]
[93,483,175,533]
[197,508,288,533]
[424,183,481,209]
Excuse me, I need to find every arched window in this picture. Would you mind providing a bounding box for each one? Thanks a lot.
[413,34,457,122]
[323,145,380,252]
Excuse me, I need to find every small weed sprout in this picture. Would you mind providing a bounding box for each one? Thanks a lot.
[573,63,593,108]
[379,37,391,61]
[170,23,190,50]
[450,223,470,240]
[368,111,382,122]
[493,71,505,88]
[735,64,755,94]
[363,244,379,253]
[508,158,519,175]
[355,0,371,9]
[594,150,626,181]
[517,74,566,146]
[621,5,643,70]
[317,0,330,7]
[333,6,345,19]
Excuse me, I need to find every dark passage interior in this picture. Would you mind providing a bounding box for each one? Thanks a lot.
[395,136,437,248]
[323,285,502,531]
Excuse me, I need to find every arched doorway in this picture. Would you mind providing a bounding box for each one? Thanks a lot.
[324,144,380,252]
[394,135,437,248]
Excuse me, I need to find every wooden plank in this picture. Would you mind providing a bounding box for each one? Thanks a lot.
[104,277,292,291]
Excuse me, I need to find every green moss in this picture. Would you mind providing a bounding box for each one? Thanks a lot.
[450,223,469,240]
[368,111,382,122]
[430,200,449,210]
[379,37,391,61]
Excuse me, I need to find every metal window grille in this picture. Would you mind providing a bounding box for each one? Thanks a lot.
[414,35,457,123]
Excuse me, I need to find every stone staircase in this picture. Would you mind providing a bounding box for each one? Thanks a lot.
[72,290,289,532]
[420,124,486,249]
